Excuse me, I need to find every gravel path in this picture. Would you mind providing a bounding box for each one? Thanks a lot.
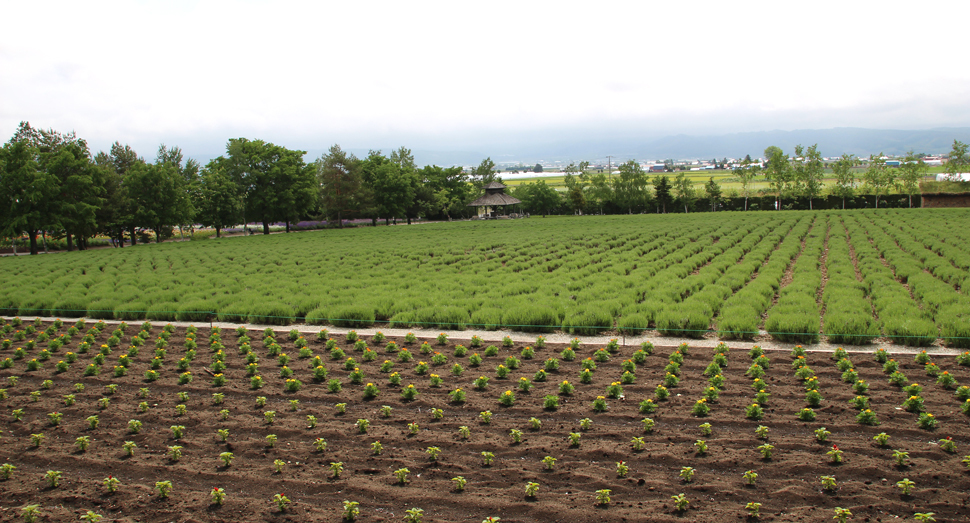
[7,315,964,356]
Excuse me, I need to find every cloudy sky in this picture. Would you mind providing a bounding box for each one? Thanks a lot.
[2,0,968,162]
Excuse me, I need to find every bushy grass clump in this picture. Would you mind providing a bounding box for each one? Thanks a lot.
[716,305,760,340]
[503,305,559,333]
[765,307,820,343]
[656,303,711,339]
[434,307,470,330]
[217,302,254,323]
[617,313,650,335]
[176,301,214,322]
[882,316,938,347]
[470,308,503,331]
[563,307,613,335]
[114,302,149,321]
[86,298,120,320]
[145,302,178,321]
[329,305,374,328]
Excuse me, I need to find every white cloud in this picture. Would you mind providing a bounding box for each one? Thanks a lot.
[2,0,968,158]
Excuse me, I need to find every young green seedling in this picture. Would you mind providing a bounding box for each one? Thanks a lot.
[524,481,540,498]
[896,478,915,495]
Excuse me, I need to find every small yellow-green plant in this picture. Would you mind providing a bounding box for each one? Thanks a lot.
[671,493,689,512]
[595,488,611,505]
[452,475,466,491]
[524,481,540,498]
[680,466,695,483]
[833,507,851,523]
[743,469,758,485]
[896,477,915,495]
[821,475,837,491]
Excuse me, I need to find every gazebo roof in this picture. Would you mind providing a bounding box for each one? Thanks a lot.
[468,192,522,207]
[468,180,521,207]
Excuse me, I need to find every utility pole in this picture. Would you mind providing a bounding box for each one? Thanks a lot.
[607,156,613,178]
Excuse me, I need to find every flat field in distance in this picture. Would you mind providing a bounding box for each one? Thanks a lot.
[1,209,969,347]
[0,320,969,522]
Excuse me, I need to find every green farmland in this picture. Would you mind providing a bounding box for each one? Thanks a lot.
[2,210,969,346]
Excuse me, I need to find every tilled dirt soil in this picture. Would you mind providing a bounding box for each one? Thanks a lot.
[1,322,969,522]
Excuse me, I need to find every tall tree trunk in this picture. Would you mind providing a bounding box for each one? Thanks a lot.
[130,226,137,246]
[215,226,221,238]
[117,229,124,248]
[744,196,748,211]
[42,231,49,253]
[66,233,74,252]
[337,211,343,229]
[156,225,163,243]
[28,230,38,255]
[262,221,270,235]
[285,220,290,233]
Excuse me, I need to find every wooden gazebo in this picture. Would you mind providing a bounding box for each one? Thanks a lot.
[468,181,522,218]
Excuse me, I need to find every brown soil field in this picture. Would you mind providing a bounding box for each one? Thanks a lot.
[1,321,969,522]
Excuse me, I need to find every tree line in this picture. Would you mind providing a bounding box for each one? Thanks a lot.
[511,141,969,216]
[0,123,502,254]
[3,122,967,255]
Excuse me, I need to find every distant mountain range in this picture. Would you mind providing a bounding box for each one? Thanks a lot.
[633,127,970,162]
[287,127,970,168]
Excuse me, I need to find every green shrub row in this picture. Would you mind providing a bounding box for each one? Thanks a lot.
[764,215,825,343]
[821,219,879,344]
[845,216,936,346]
[716,217,812,339]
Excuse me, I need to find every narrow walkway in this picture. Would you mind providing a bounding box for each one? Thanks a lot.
[4,315,962,355]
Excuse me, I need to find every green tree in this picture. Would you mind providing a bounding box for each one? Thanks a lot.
[945,139,969,178]
[44,139,103,250]
[583,172,612,214]
[763,146,790,210]
[733,159,759,211]
[704,177,722,212]
[360,150,416,225]
[533,163,543,173]
[898,150,927,208]
[831,154,857,209]
[103,142,143,246]
[126,160,192,242]
[563,171,587,214]
[155,144,200,238]
[673,173,696,213]
[797,144,824,210]
[226,138,313,234]
[316,144,362,228]
[421,165,472,220]
[0,137,57,254]
[513,180,561,217]
[471,157,498,192]
[613,160,650,214]
[652,174,672,213]
[863,154,896,209]
[195,160,243,237]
